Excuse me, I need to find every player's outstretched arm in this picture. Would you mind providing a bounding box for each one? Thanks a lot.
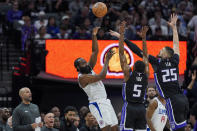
[79,50,115,88]
[109,30,143,58]
[88,27,100,69]
[146,100,158,131]
[137,26,150,77]
[167,14,179,56]
[118,21,130,82]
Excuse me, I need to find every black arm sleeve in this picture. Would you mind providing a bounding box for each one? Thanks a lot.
[172,54,179,65]
[148,55,159,65]
[124,39,143,58]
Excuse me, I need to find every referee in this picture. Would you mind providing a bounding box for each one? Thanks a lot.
[12,87,43,131]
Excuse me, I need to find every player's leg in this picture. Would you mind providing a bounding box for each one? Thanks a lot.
[106,99,118,131]
[165,94,189,131]
[89,102,110,129]
[135,104,147,131]
[121,103,135,131]
[101,125,110,131]
[111,125,118,131]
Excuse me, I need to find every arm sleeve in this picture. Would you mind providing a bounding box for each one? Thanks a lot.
[124,39,143,58]
[12,109,33,131]
[148,55,159,65]
[172,54,179,65]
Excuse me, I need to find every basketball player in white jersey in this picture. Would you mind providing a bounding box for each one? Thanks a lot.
[74,27,118,131]
[146,87,168,131]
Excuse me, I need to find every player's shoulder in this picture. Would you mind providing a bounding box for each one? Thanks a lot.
[149,98,158,108]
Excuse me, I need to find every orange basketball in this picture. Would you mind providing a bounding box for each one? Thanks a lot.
[92,2,107,18]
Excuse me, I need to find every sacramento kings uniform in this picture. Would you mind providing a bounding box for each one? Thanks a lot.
[151,97,167,131]
[78,71,118,129]
[148,54,189,130]
[120,71,148,131]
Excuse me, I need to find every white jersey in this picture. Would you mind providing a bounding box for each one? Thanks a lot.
[151,97,167,131]
[78,71,107,102]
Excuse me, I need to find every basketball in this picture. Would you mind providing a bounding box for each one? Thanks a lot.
[92,2,107,18]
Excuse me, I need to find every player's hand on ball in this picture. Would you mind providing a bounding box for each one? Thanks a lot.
[109,30,120,39]
[93,27,100,35]
[167,13,178,28]
[137,26,149,39]
[119,21,126,34]
[106,49,115,61]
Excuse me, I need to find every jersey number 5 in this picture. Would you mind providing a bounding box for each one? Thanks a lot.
[161,68,177,82]
[133,84,142,97]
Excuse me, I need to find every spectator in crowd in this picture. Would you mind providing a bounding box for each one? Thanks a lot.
[47,16,59,38]
[79,106,89,127]
[101,16,113,32]
[23,1,38,22]
[47,0,63,13]
[97,28,111,40]
[121,0,136,12]
[35,0,49,13]
[69,0,84,16]
[51,106,61,118]
[187,70,196,90]
[150,27,168,40]
[83,18,93,33]
[41,113,58,131]
[79,111,95,131]
[21,16,37,51]
[12,87,43,131]
[6,1,23,25]
[190,102,197,131]
[60,106,77,131]
[74,115,80,131]
[92,117,100,131]
[124,15,136,40]
[139,0,159,19]
[184,122,193,131]
[54,117,60,130]
[0,108,11,130]
[74,6,90,26]
[7,116,13,131]
[73,26,91,40]
[41,112,46,122]
[57,25,70,39]
[150,14,168,37]
[61,15,73,35]
[149,9,167,27]
[34,11,48,30]
[35,26,51,45]
[188,15,197,42]
[107,0,121,22]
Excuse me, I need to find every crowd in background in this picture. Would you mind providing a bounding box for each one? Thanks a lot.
[0,0,197,131]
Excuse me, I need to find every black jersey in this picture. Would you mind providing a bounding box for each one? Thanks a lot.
[122,71,148,103]
[148,54,181,98]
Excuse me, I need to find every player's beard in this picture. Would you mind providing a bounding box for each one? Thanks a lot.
[149,95,156,100]
[79,65,92,74]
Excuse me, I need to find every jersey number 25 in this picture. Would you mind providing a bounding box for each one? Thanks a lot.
[161,68,177,82]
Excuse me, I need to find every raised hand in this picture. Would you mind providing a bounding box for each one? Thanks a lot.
[192,70,196,80]
[92,27,100,35]
[106,49,115,61]
[109,30,120,38]
[119,21,126,34]
[137,26,149,39]
[167,13,178,28]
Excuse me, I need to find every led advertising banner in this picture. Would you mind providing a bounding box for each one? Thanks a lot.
[46,40,186,79]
